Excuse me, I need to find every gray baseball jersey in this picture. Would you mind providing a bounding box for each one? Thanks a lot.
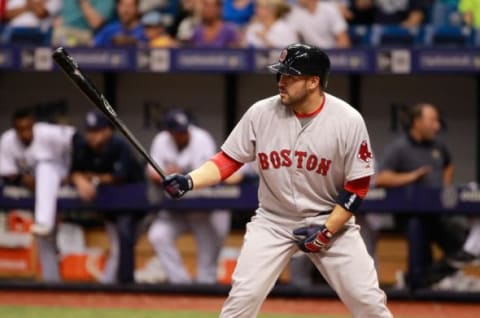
[222,93,375,218]
[219,93,392,318]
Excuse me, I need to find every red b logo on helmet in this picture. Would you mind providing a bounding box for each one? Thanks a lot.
[358,140,372,163]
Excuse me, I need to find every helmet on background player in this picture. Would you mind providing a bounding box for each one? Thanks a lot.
[164,109,191,150]
[164,109,191,133]
[268,43,331,89]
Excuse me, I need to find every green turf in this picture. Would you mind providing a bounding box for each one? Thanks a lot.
[0,306,347,318]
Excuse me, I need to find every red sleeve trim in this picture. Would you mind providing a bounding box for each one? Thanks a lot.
[344,176,371,199]
[0,0,5,21]
[210,151,243,181]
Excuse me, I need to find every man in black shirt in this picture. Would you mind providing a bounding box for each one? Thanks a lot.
[70,110,144,283]
[374,0,426,27]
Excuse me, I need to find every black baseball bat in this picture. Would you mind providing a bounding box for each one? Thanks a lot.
[52,46,167,181]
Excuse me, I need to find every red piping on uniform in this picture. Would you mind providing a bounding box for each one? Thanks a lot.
[210,151,244,180]
[344,176,371,199]
[0,0,6,21]
[295,94,326,118]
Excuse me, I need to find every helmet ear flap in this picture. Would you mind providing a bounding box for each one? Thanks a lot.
[321,75,328,89]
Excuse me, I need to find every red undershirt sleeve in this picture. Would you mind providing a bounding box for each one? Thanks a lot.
[209,151,244,181]
[344,176,371,199]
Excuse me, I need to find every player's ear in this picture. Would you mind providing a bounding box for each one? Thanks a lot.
[307,76,320,90]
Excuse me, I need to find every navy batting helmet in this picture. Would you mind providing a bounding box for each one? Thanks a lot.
[164,109,190,132]
[268,43,331,89]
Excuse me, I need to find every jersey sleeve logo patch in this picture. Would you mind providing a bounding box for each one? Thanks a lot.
[358,140,372,163]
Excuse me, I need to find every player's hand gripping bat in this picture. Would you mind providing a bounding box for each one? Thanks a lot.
[52,47,166,181]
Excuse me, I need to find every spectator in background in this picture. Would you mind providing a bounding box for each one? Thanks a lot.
[429,0,461,27]
[141,10,177,47]
[374,0,426,27]
[333,0,375,25]
[459,0,480,27]
[140,0,169,13]
[223,0,255,27]
[70,111,144,283]
[147,109,233,284]
[332,0,354,21]
[287,0,350,49]
[4,0,61,28]
[51,0,116,47]
[0,108,76,282]
[140,0,180,35]
[244,0,298,48]
[375,103,470,290]
[175,0,203,44]
[188,0,240,48]
[94,0,147,47]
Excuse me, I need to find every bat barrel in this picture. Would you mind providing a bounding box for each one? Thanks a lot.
[51,47,167,181]
[52,47,78,74]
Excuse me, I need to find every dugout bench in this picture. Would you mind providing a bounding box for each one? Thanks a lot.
[0,182,479,285]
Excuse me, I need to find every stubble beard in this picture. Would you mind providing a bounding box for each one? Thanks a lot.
[280,90,309,111]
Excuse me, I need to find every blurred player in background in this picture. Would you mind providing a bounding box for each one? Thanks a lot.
[0,108,75,282]
[70,110,144,283]
[147,109,234,284]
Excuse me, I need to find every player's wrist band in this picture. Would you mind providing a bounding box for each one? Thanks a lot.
[186,174,194,190]
[321,226,333,239]
[336,189,363,213]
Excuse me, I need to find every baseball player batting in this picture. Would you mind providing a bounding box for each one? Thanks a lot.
[162,43,393,317]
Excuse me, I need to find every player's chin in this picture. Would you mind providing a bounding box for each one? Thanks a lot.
[279,93,289,104]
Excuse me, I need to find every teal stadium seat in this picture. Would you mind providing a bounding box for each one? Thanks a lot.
[348,25,372,47]
[370,25,423,47]
[424,25,474,47]
[423,1,473,47]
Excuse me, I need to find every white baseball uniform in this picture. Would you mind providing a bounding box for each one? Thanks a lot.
[148,125,229,284]
[218,93,392,318]
[464,218,480,256]
[0,122,75,228]
[0,122,75,282]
